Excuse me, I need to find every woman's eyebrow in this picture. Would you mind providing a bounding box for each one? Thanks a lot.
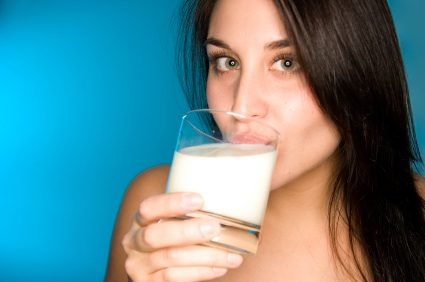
[204,37,231,49]
[265,39,292,50]
[205,37,291,50]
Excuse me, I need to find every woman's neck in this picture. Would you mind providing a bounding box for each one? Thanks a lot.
[267,153,337,226]
[261,153,370,281]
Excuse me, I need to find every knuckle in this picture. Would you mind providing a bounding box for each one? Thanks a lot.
[162,268,177,282]
[146,252,159,268]
[150,248,179,270]
[164,247,180,263]
[142,225,159,249]
[125,257,146,282]
[121,233,132,253]
[138,200,151,221]
[124,257,137,279]
[122,231,130,245]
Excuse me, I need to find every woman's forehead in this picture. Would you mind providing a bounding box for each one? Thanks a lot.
[208,0,288,44]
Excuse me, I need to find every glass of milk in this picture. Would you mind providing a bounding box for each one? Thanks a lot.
[166,109,279,254]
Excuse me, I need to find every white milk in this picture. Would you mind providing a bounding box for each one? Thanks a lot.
[167,143,277,225]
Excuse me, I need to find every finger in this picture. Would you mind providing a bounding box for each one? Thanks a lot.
[152,266,228,282]
[148,245,243,271]
[137,192,204,226]
[122,222,142,254]
[125,246,242,280]
[132,218,221,251]
[125,250,150,282]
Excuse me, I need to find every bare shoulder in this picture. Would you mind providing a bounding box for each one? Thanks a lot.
[116,164,171,234]
[105,165,170,281]
[414,173,425,200]
[126,165,171,201]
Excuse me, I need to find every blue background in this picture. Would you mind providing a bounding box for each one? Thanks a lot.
[0,0,423,281]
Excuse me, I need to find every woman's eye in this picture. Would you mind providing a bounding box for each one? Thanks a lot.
[215,57,240,72]
[271,57,300,73]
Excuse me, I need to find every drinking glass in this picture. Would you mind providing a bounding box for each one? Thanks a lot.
[166,109,279,254]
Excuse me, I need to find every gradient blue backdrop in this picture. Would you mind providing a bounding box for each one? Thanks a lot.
[0,1,423,281]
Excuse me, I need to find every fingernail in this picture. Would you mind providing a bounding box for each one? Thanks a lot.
[199,220,220,238]
[227,253,243,267]
[182,194,203,209]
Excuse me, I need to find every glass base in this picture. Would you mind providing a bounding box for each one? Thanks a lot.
[178,210,261,255]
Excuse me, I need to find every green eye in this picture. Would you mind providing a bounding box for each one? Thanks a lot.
[216,57,240,71]
[281,59,293,69]
[271,56,300,74]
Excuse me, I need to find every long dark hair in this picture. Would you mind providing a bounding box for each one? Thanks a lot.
[176,0,425,281]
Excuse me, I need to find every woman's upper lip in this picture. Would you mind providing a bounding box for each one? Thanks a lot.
[229,134,269,144]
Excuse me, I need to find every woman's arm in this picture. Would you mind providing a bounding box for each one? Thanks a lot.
[105,165,170,281]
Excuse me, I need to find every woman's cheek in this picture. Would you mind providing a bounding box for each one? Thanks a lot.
[207,82,231,110]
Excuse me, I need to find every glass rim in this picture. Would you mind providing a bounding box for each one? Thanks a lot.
[182,108,281,139]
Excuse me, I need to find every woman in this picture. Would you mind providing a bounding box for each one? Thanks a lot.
[106,0,425,281]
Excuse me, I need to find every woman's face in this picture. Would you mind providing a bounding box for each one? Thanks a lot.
[206,0,341,190]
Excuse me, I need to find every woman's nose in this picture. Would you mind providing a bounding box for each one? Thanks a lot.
[231,70,268,118]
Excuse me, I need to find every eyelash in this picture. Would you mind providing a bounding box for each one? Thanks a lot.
[272,53,301,75]
[207,50,301,76]
[207,50,236,75]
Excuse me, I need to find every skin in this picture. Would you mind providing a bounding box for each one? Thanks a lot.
[105,0,425,281]
[205,0,340,192]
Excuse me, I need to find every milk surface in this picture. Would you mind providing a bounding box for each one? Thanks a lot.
[167,143,277,225]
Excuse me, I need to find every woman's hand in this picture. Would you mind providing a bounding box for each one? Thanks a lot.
[122,192,244,282]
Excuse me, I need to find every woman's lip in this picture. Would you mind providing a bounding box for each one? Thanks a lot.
[229,134,269,144]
